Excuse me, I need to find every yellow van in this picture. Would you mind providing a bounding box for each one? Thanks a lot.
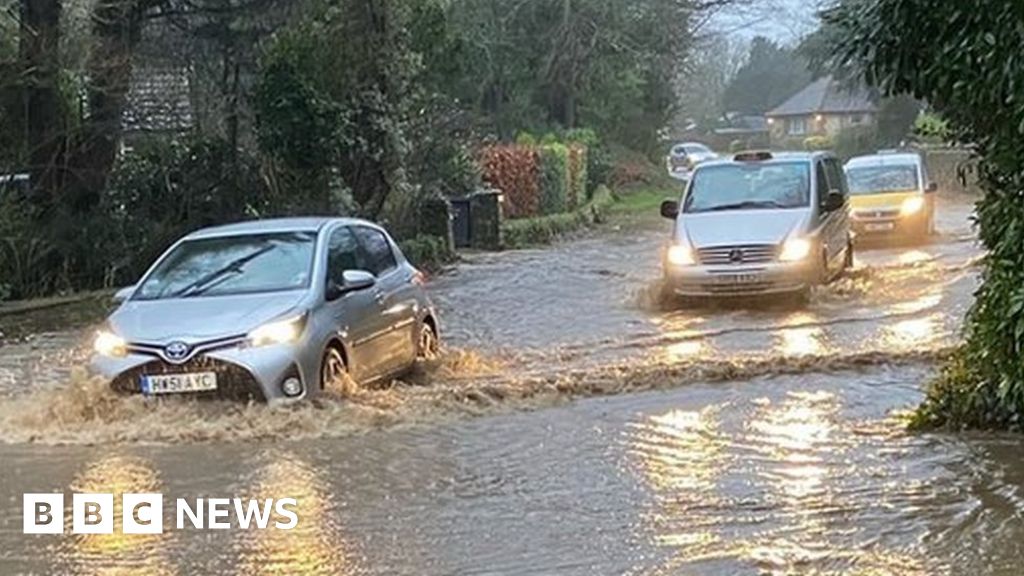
[844,152,936,240]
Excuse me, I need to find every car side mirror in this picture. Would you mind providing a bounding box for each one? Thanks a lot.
[661,200,680,219]
[926,182,938,193]
[823,190,845,212]
[327,270,376,301]
[113,285,135,302]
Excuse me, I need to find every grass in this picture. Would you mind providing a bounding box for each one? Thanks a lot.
[606,185,680,225]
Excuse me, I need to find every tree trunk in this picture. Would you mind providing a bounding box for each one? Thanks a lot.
[66,0,147,211]
[20,0,64,209]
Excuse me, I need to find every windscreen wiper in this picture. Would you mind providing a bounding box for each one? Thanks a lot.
[704,200,786,212]
[173,243,275,298]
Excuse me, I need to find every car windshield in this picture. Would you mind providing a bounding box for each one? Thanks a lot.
[134,232,317,300]
[846,164,919,195]
[684,161,810,213]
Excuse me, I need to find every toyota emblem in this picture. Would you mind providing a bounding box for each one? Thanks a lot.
[164,341,191,362]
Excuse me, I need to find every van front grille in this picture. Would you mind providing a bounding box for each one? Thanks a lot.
[697,244,777,266]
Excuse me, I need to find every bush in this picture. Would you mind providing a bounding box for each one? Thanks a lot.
[833,125,877,160]
[399,234,456,273]
[101,136,271,285]
[729,139,748,153]
[501,186,613,248]
[803,135,833,151]
[479,145,540,218]
[566,128,611,197]
[566,145,587,209]
[538,143,570,215]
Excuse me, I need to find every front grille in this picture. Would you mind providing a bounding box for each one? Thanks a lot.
[706,281,777,295]
[854,208,900,220]
[697,244,777,266]
[111,357,265,402]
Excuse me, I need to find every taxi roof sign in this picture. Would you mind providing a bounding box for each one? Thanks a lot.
[733,151,773,162]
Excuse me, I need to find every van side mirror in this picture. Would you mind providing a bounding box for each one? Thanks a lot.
[326,270,376,301]
[823,190,845,212]
[660,200,680,219]
[926,182,938,193]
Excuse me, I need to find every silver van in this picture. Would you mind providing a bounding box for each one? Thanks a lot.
[660,151,853,301]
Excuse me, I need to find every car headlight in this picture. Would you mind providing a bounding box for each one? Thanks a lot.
[901,196,925,216]
[779,238,813,262]
[249,314,307,347]
[666,244,696,266]
[94,330,127,357]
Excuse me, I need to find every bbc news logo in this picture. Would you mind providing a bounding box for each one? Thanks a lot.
[24,494,298,534]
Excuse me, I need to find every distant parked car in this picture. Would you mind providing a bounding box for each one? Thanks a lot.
[0,173,29,197]
[660,151,853,303]
[844,151,936,241]
[90,217,440,403]
[666,142,718,178]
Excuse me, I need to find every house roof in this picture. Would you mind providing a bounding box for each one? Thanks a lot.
[767,76,876,117]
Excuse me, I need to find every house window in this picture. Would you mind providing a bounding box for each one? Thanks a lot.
[788,117,808,136]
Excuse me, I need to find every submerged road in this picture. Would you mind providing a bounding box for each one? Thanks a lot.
[3,193,1022,575]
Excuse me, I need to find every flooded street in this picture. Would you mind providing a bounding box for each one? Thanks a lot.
[3,193,1022,575]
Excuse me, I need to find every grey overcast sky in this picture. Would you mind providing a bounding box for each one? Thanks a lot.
[708,0,825,45]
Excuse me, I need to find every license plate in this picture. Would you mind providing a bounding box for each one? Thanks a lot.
[141,372,218,395]
[714,273,762,285]
[866,222,895,232]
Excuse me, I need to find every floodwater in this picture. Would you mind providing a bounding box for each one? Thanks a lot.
[3,193,1022,575]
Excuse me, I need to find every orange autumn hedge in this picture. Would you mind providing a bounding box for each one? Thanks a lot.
[481,143,588,218]
[479,145,540,218]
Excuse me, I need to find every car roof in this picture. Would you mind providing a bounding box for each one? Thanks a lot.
[671,142,710,151]
[845,153,922,168]
[0,173,29,184]
[696,151,826,169]
[184,217,377,240]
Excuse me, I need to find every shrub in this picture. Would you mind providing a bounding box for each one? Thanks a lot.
[538,143,570,215]
[479,145,540,218]
[729,139,748,153]
[803,135,833,151]
[566,128,611,197]
[833,125,877,160]
[566,145,588,209]
[501,186,613,248]
[399,234,456,273]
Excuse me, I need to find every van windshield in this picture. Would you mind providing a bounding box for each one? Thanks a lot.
[684,162,811,213]
[846,164,919,195]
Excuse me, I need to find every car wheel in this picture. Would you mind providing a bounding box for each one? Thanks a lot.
[417,322,440,361]
[320,346,352,393]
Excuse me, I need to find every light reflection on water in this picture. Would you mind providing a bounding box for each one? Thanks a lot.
[63,455,175,576]
[624,385,951,574]
[235,452,360,576]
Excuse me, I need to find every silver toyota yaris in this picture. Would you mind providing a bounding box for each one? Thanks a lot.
[90,217,440,403]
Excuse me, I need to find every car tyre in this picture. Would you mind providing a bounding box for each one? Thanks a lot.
[417,322,440,361]
[320,346,354,395]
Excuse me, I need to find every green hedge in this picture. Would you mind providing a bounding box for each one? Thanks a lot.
[538,143,570,215]
[502,186,614,249]
[399,234,455,272]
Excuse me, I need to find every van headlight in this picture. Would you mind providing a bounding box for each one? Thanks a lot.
[901,196,925,216]
[94,330,127,357]
[779,238,813,262]
[249,313,307,347]
[666,244,696,266]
